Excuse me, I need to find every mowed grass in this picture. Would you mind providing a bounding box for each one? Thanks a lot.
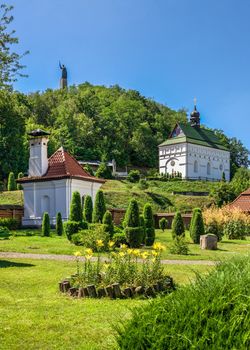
[0,258,212,350]
[0,229,249,262]
[0,190,23,206]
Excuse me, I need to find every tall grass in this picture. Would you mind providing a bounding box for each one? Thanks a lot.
[116,255,250,349]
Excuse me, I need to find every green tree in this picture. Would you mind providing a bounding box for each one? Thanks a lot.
[83,164,94,176]
[189,208,201,235]
[190,210,205,244]
[159,217,168,232]
[16,172,23,190]
[7,172,16,191]
[42,212,50,237]
[95,162,112,179]
[92,190,106,223]
[83,195,93,223]
[103,210,114,237]
[0,4,29,89]
[210,182,236,207]
[124,199,143,248]
[69,191,83,222]
[56,212,63,236]
[171,211,185,239]
[231,167,250,197]
[143,203,155,246]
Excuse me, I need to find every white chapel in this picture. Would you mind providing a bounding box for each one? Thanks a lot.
[158,104,230,181]
[17,129,104,227]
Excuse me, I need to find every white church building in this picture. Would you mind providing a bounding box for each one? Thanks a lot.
[17,129,105,227]
[159,104,230,181]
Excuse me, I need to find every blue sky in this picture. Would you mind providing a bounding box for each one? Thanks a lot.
[9,0,250,150]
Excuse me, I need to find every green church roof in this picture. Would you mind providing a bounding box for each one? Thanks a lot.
[159,123,229,151]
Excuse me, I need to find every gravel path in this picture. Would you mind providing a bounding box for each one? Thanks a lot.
[0,251,216,266]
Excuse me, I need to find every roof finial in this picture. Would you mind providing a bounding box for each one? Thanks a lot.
[194,97,197,109]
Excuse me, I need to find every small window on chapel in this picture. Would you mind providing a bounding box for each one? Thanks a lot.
[194,160,198,173]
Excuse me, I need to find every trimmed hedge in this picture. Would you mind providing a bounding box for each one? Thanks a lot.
[92,190,106,223]
[69,191,83,222]
[103,210,114,237]
[63,221,79,241]
[190,209,205,244]
[8,172,16,191]
[171,211,185,239]
[56,212,63,236]
[83,195,93,223]
[124,227,143,248]
[143,203,155,246]
[42,212,50,237]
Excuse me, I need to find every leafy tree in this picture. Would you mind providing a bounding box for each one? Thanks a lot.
[69,191,82,222]
[103,210,114,237]
[16,172,23,190]
[42,212,50,237]
[92,190,106,223]
[56,212,63,236]
[95,162,112,179]
[7,172,16,191]
[0,4,29,89]
[210,182,236,207]
[231,167,250,197]
[159,217,168,232]
[83,164,94,176]
[171,211,185,239]
[124,199,143,248]
[190,210,205,244]
[143,203,155,246]
[83,195,93,223]
[127,170,140,183]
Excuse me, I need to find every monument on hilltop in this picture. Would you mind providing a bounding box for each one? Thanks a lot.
[59,62,68,89]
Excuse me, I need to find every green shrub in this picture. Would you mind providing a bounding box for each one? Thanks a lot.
[95,162,112,179]
[189,208,201,235]
[79,220,88,230]
[127,170,140,183]
[92,190,106,223]
[7,172,16,191]
[79,225,110,251]
[159,217,168,232]
[71,232,84,246]
[83,195,93,223]
[139,215,145,243]
[63,221,79,241]
[171,211,185,239]
[0,218,19,230]
[113,232,127,247]
[116,255,250,350]
[190,209,205,244]
[69,191,83,222]
[138,179,148,190]
[83,164,94,176]
[205,220,223,241]
[55,212,63,236]
[124,227,143,248]
[0,226,11,239]
[143,203,155,246]
[42,212,50,237]
[17,172,23,190]
[102,210,114,237]
[124,199,143,247]
[169,237,189,255]
[124,199,140,228]
[223,220,247,240]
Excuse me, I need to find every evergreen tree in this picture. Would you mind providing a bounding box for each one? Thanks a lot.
[103,210,114,237]
[171,211,185,239]
[190,210,205,244]
[83,195,93,223]
[159,217,168,232]
[84,164,95,176]
[189,208,202,236]
[143,203,155,246]
[124,199,143,248]
[69,191,82,222]
[56,212,63,236]
[139,214,146,243]
[42,212,50,237]
[92,190,106,223]
[7,172,16,191]
[17,172,23,190]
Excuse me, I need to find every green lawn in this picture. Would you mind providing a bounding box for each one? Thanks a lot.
[0,258,212,350]
[1,229,249,262]
[0,190,23,206]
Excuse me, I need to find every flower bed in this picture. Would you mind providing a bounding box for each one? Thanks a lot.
[59,242,175,299]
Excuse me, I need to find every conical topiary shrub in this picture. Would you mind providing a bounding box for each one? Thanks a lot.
[103,210,114,237]
[69,191,82,222]
[92,190,106,223]
[189,208,201,236]
[42,212,50,237]
[124,199,143,248]
[171,211,185,239]
[17,172,23,190]
[83,195,93,223]
[143,203,155,246]
[8,172,16,191]
[190,210,205,244]
[159,217,168,232]
[56,212,63,236]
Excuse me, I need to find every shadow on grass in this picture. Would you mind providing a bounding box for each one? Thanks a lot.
[146,192,172,208]
[0,260,35,268]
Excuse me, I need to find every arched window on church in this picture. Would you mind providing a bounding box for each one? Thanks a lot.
[207,162,211,176]
[41,195,50,214]
[194,160,198,173]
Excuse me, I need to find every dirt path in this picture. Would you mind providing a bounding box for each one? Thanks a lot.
[0,251,216,266]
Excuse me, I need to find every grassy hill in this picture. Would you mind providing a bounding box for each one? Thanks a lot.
[0,180,218,212]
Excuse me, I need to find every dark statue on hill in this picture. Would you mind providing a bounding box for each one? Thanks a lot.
[59,62,67,89]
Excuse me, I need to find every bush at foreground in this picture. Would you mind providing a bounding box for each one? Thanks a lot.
[116,255,250,350]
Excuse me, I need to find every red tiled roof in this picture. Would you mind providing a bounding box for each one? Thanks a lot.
[228,187,250,212]
[17,147,105,184]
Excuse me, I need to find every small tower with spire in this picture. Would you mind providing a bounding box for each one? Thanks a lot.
[190,97,200,128]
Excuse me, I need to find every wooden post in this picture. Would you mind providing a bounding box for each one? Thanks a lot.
[106,285,114,299]
[62,281,71,293]
[112,283,122,298]
[97,287,107,298]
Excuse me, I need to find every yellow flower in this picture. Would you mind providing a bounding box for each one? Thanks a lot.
[119,251,125,258]
[108,240,115,248]
[96,239,104,248]
[85,255,92,260]
[132,249,141,257]
[127,249,133,255]
[74,251,81,257]
[152,257,156,263]
[141,251,149,260]
[152,250,159,257]
[85,248,93,256]
[120,244,127,250]
[152,242,166,251]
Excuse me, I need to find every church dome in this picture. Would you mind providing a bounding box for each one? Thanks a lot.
[190,104,200,127]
